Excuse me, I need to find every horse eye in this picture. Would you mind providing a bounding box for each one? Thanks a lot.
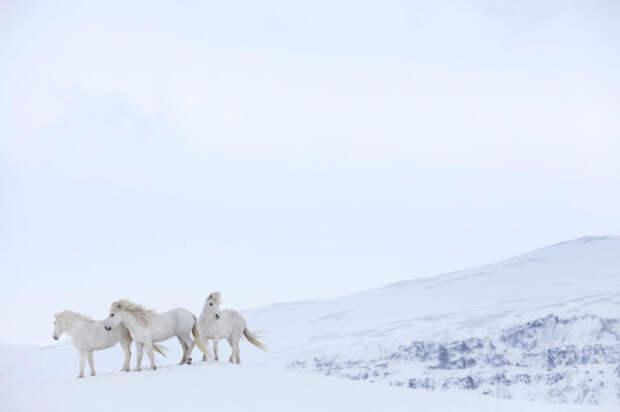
[110,313,114,317]
[209,302,213,306]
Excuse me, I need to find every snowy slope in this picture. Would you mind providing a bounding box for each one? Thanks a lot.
[242,236,620,404]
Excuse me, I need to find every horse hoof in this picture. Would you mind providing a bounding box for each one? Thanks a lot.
[187,358,192,365]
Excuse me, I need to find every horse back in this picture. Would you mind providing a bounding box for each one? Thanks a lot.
[221,309,247,331]
[160,308,195,333]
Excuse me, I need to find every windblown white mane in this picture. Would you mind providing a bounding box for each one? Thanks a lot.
[111,299,154,326]
[56,310,95,324]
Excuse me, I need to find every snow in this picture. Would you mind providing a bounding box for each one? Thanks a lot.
[239,236,620,404]
[1,344,614,412]
[245,236,620,349]
[2,236,620,409]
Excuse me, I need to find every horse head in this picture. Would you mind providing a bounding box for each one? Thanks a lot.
[52,314,62,340]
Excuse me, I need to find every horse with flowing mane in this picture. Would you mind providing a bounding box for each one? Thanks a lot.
[52,310,141,378]
[198,292,267,364]
[108,299,211,371]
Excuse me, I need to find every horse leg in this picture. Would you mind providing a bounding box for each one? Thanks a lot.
[180,332,195,365]
[202,339,209,361]
[227,337,234,363]
[78,351,86,378]
[213,339,219,361]
[233,332,241,364]
[120,337,132,372]
[176,336,188,365]
[135,342,144,372]
[87,351,96,376]
[144,342,156,370]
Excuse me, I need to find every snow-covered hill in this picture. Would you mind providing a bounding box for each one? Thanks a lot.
[2,236,619,410]
[242,236,620,404]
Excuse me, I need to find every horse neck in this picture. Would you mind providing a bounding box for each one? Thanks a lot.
[60,318,88,336]
[120,311,146,330]
[203,302,219,314]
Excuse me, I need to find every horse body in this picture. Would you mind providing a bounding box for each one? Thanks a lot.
[198,292,267,364]
[69,320,124,351]
[52,311,132,378]
[149,309,194,342]
[109,300,211,371]
[200,309,244,338]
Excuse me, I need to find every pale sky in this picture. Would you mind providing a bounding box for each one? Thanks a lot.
[1,0,619,345]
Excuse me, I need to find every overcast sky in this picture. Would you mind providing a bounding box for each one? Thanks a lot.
[1,0,619,345]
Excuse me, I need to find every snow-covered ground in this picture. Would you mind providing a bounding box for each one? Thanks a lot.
[1,343,615,412]
[2,236,619,410]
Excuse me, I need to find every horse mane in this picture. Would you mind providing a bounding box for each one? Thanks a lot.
[56,310,95,324]
[112,299,154,325]
[208,292,221,305]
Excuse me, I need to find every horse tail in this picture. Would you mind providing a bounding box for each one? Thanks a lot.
[243,327,268,352]
[153,344,167,357]
[192,318,213,359]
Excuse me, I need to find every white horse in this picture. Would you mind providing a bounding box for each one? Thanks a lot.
[108,299,211,371]
[198,292,267,364]
[52,310,136,378]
